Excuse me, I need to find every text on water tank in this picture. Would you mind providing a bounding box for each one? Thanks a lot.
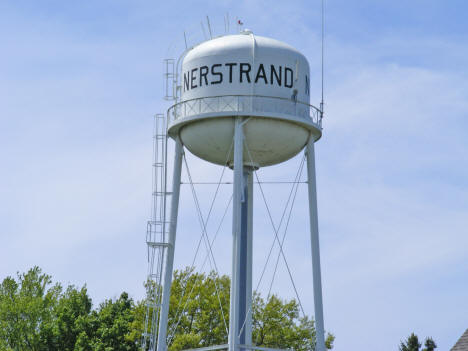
[183,63,310,96]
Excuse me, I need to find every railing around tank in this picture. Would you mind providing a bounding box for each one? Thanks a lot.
[167,95,322,128]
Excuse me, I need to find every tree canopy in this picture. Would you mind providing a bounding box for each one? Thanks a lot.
[0,267,334,351]
[399,333,437,351]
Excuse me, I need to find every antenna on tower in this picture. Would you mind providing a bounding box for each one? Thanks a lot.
[206,16,213,39]
[226,12,230,33]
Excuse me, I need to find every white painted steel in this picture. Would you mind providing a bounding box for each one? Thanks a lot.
[157,137,184,351]
[160,30,327,351]
[306,138,325,351]
[238,166,252,349]
[181,33,309,103]
[167,95,322,129]
[238,345,289,351]
[177,116,314,167]
[184,345,229,351]
[229,117,243,351]
[168,32,321,167]
[245,170,253,347]
[141,114,168,351]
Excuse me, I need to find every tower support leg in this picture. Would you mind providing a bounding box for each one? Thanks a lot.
[157,137,184,351]
[244,169,253,347]
[306,137,326,351]
[238,167,253,349]
[229,118,253,351]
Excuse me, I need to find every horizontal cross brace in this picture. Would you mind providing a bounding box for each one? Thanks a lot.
[238,345,291,351]
[183,344,228,351]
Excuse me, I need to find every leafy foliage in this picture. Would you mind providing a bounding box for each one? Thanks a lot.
[0,267,138,351]
[252,293,334,351]
[157,268,333,351]
[0,267,334,351]
[167,269,231,350]
[400,333,421,351]
[399,333,437,351]
[422,338,437,351]
[42,285,93,350]
[0,267,61,351]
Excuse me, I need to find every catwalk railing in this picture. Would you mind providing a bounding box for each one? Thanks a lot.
[167,95,322,128]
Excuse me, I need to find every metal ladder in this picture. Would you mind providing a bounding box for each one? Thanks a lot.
[141,113,169,351]
[164,59,176,101]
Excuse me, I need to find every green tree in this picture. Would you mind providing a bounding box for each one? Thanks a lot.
[126,298,146,347]
[422,338,437,351]
[91,292,138,351]
[0,268,140,351]
[400,334,437,351]
[0,267,334,351]
[167,269,230,350]
[400,333,421,351]
[0,266,61,351]
[41,285,94,351]
[166,268,333,351]
[253,293,334,351]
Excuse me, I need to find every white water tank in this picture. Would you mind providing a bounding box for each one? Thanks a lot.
[167,30,321,167]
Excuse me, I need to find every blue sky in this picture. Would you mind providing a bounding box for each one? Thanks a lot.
[1,1,467,350]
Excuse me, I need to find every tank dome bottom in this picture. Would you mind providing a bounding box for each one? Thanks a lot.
[177,116,314,167]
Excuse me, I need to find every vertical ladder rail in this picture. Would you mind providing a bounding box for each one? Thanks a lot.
[164,59,176,101]
[141,113,169,351]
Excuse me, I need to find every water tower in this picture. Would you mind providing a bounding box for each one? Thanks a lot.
[142,29,326,351]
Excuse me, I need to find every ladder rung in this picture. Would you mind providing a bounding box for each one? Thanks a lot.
[146,241,171,248]
[152,191,166,195]
[147,226,163,230]
[147,227,164,232]
[147,220,163,224]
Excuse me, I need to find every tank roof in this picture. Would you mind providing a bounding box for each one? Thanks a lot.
[184,32,306,62]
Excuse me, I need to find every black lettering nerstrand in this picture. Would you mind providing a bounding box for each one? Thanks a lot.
[184,63,301,91]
